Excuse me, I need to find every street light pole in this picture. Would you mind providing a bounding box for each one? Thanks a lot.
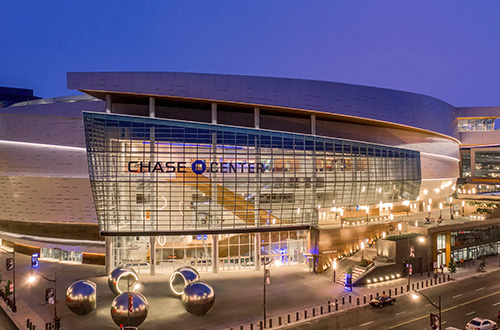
[263,258,273,328]
[412,291,441,330]
[28,272,58,325]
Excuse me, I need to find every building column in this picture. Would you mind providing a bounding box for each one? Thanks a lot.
[149,97,155,118]
[254,233,261,270]
[470,149,476,177]
[105,236,113,275]
[150,236,157,276]
[105,94,112,114]
[212,235,219,273]
[311,114,316,135]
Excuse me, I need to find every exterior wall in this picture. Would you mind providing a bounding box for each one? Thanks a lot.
[68,72,459,139]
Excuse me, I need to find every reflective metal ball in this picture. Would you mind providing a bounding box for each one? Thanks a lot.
[65,280,97,315]
[110,292,149,327]
[170,266,200,295]
[181,281,215,316]
[108,266,140,295]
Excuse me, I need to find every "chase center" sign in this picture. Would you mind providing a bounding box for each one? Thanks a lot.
[128,160,266,175]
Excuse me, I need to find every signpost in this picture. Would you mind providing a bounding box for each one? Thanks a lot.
[344,273,352,292]
[31,253,39,269]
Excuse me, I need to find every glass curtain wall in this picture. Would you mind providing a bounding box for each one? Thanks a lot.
[84,112,421,235]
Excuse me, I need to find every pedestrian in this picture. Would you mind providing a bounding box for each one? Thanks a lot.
[433,268,437,279]
[460,258,464,267]
[440,264,444,273]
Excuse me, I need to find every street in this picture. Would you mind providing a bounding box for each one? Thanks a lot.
[0,307,17,330]
[288,270,500,330]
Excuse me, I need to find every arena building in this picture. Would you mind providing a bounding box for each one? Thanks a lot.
[0,72,496,276]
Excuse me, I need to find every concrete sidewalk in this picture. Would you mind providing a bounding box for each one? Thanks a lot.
[1,251,499,330]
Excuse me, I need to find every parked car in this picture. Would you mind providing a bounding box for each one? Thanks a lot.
[466,317,497,330]
[369,295,396,308]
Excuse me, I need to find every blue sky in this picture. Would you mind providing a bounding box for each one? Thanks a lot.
[2,1,499,106]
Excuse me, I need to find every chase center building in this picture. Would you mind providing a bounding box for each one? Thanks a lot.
[0,72,460,274]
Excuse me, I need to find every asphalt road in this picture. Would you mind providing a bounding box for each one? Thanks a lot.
[0,307,17,330]
[288,270,500,330]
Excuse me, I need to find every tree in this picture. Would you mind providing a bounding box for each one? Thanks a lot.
[448,259,457,278]
[4,280,12,297]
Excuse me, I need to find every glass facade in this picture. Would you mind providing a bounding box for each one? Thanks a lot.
[457,118,496,132]
[475,151,500,178]
[84,112,421,235]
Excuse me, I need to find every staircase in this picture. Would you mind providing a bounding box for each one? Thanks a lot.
[170,170,290,225]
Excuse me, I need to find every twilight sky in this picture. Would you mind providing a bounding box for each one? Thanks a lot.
[2,1,499,107]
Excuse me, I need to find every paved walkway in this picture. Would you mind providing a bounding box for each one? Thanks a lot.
[0,250,498,330]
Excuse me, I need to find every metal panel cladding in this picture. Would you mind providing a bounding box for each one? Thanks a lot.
[83,112,421,236]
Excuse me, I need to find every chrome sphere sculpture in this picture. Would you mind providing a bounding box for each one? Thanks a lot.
[108,266,140,295]
[65,280,97,315]
[110,292,149,327]
[181,281,215,316]
[169,266,200,295]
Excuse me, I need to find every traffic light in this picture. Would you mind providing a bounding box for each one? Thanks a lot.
[5,258,13,271]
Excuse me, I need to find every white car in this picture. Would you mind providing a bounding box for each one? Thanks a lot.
[466,317,497,330]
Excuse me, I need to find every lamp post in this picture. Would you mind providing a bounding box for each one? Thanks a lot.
[28,272,58,327]
[360,242,365,260]
[263,258,280,328]
[462,201,465,216]
[398,223,402,235]
[449,197,454,219]
[407,236,425,291]
[439,203,443,219]
[332,258,337,283]
[427,204,431,219]
[0,246,16,312]
[412,291,441,330]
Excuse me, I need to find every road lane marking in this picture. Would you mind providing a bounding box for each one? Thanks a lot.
[383,289,500,329]
[466,311,475,316]
[360,321,374,327]
[494,302,500,306]
[476,287,485,291]
[452,294,462,298]
[395,311,407,316]
[425,304,431,307]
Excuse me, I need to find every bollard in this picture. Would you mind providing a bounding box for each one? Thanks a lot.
[269,319,273,328]
[328,299,331,313]
[401,286,404,293]
[357,297,359,305]
[364,295,366,304]
[395,288,397,295]
[321,306,323,315]
[349,295,351,304]
[296,312,300,321]
[288,314,291,323]
[383,290,385,295]
[305,310,308,319]
[250,323,253,330]
[313,308,316,317]
[279,316,282,326]
[412,283,414,291]
[260,321,263,330]
[335,302,338,311]
[438,277,441,284]
[27,319,30,328]
[389,289,391,296]
[370,294,373,301]
[376,292,379,298]
[241,326,244,330]
[342,296,345,304]
[448,274,450,281]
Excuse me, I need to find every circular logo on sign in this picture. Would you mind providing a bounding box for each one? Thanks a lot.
[191,160,207,175]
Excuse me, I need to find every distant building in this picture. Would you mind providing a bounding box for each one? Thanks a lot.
[0,86,39,108]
